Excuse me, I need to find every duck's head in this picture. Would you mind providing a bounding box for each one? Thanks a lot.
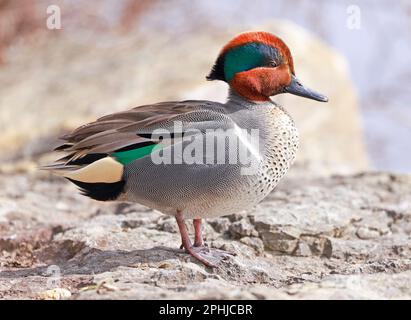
[207,31,328,103]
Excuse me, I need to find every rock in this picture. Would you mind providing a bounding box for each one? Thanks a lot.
[293,241,312,257]
[208,218,231,234]
[239,237,265,255]
[1,171,410,299]
[37,288,72,300]
[281,271,411,299]
[156,216,179,233]
[356,226,385,240]
[228,219,258,239]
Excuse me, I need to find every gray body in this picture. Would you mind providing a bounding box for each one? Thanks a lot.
[122,93,299,219]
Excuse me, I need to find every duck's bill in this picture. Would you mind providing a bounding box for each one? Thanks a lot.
[284,75,328,102]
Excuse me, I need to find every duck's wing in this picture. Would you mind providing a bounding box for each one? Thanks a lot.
[51,100,231,164]
[55,100,229,160]
[42,100,234,199]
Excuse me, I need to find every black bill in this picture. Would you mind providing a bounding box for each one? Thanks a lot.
[284,75,328,102]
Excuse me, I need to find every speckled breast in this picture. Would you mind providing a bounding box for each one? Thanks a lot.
[250,105,299,202]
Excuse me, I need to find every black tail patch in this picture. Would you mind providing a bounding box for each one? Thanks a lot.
[67,178,125,201]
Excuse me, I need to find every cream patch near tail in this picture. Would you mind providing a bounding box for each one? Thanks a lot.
[49,157,124,183]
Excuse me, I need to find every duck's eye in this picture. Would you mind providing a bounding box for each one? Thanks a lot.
[268,58,278,68]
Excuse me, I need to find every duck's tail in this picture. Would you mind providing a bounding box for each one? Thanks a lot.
[41,155,125,201]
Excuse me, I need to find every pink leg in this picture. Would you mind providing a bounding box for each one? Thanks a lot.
[175,212,215,268]
[193,219,205,247]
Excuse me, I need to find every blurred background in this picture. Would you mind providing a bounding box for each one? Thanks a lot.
[0,0,410,175]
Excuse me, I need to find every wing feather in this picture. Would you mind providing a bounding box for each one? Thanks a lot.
[50,100,229,164]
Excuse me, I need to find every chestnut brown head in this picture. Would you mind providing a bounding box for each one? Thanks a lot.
[207,31,328,103]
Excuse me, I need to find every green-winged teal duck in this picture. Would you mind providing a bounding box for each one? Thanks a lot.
[44,32,328,267]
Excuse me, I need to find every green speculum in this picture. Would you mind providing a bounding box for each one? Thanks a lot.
[112,143,162,165]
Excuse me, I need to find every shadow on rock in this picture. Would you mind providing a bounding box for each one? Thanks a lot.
[0,240,182,279]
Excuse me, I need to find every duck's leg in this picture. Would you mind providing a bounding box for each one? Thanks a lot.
[178,219,205,249]
[175,211,216,268]
[193,218,205,247]
[193,218,236,257]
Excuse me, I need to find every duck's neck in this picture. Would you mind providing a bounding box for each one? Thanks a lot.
[227,88,274,109]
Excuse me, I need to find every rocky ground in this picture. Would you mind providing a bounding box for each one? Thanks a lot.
[1,169,410,299]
